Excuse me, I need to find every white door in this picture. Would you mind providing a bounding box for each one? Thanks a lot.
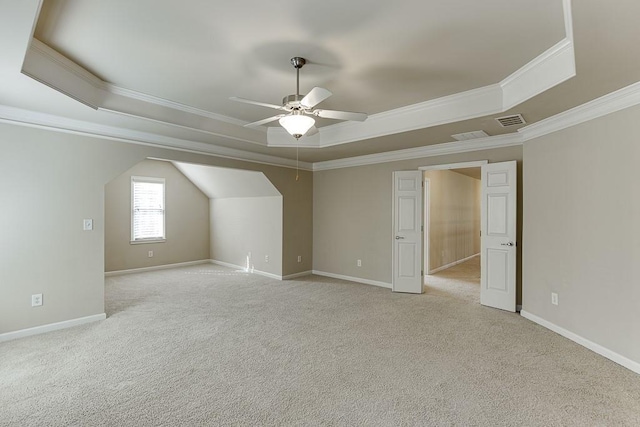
[480,161,517,311]
[392,171,423,294]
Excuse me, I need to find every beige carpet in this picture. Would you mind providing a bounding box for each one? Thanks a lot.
[1,261,639,426]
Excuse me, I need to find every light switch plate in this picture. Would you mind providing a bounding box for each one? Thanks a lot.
[83,219,93,231]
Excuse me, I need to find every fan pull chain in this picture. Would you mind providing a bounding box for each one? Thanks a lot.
[296,145,299,181]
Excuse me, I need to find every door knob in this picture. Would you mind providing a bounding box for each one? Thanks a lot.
[395,236,405,240]
[501,242,515,246]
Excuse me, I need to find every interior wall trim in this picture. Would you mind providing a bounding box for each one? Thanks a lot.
[104,260,210,277]
[282,271,313,280]
[313,134,522,171]
[0,313,106,343]
[22,3,575,151]
[521,310,640,375]
[209,260,282,280]
[311,270,392,289]
[0,104,313,171]
[419,160,488,171]
[427,253,480,275]
[313,79,640,171]
[519,81,640,142]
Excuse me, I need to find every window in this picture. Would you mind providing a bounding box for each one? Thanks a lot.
[131,176,165,243]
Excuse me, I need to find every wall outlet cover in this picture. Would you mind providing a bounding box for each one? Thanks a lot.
[31,294,43,307]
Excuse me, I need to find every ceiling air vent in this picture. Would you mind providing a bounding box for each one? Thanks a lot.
[495,114,526,127]
[451,130,489,141]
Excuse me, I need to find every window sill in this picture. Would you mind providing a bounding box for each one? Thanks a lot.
[130,239,166,245]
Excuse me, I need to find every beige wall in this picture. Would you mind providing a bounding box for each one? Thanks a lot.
[313,146,523,299]
[105,159,210,272]
[523,104,640,365]
[0,123,312,335]
[211,197,283,276]
[424,170,481,272]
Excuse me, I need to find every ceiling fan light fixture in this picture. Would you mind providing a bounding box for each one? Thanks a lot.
[279,113,315,139]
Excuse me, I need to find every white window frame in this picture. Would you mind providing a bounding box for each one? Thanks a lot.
[130,176,166,244]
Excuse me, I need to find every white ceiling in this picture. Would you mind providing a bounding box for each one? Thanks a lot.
[1,0,640,166]
[35,0,564,116]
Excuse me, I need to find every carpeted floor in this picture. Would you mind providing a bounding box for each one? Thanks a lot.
[1,260,639,426]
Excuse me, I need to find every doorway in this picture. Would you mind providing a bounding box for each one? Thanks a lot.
[422,163,483,302]
[393,160,517,312]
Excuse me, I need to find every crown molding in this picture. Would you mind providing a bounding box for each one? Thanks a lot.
[312,133,522,171]
[23,38,106,108]
[500,38,575,111]
[23,40,267,145]
[268,83,504,148]
[105,84,249,127]
[563,0,574,42]
[519,81,640,142]
[23,1,576,152]
[28,39,249,128]
[99,107,268,147]
[0,104,312,171]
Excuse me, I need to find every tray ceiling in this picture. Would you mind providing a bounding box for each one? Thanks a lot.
[0,0,639,166]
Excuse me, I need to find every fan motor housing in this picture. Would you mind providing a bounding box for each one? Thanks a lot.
[282,94,304,108]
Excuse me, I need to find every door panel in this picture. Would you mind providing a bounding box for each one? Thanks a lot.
[392,171,423,294]
[481,161,517,311]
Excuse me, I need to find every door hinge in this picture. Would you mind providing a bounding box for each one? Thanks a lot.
[421,270,424,276]
[421,225,423,231]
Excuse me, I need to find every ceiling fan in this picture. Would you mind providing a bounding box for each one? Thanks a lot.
[230,57,367,139]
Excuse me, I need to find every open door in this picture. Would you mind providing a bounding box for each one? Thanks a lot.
[480,161,517,311]
[392,171,423,294]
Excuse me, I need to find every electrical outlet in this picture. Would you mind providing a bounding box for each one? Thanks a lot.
[31,294,43,307]
[148,250,153,258]
[83,219,93,231]
[357,259,362,267]
[551,292,559,306]
[265,255,269,263]
[297,255,302,263]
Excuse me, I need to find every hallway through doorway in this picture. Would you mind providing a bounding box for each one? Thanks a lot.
[424,256,480,304]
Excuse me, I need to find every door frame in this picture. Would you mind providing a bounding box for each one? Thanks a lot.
[419,161,488,280]
[423,178,431,276]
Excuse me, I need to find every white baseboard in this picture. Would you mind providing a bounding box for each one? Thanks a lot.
[105,260,210,277]
[428,253,479,275]
[312,270,392,289]
[0,313,106,343]
[209,260,282,280]
[282,270,313,280]
[520,310,640,375]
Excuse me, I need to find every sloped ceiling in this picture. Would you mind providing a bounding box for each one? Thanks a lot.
[172,161,280,199]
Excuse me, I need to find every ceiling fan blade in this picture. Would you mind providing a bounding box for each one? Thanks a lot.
[300,87,332,109]
[244,115,285,127]
[315,109,367,122]
[230,97,284,111]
